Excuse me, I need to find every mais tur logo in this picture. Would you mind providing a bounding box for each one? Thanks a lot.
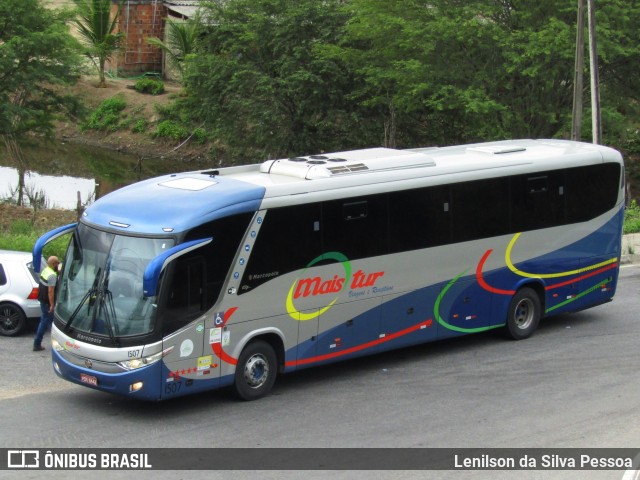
[286,252,385,321]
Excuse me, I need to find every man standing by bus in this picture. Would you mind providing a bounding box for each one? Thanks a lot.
[33,256,59,352]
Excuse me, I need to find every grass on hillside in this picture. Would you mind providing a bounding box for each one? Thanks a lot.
[0,219,70,260]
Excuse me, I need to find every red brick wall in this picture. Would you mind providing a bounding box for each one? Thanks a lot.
[109,1,167,76]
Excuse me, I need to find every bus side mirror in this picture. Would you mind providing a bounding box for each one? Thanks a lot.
[142,238,212,297]
[33,223,77,273]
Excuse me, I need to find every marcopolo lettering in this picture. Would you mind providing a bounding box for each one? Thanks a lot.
[77,333,103,345]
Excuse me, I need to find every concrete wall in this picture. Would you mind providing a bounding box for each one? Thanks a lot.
[621,233,640,264]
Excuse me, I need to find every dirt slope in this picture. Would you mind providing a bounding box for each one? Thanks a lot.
[57,75,208,161]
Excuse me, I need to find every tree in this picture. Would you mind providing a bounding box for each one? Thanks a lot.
[183,0,367,160]
[337,0,640,145]
[331,0,577,145]
[178,0,640,158]
[146,11,203,81]
[72,0,125,88]
[0,0,84,206]
[584,0,640,145]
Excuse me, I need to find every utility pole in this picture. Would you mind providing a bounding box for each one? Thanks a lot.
[587,0,602,144]
[571,0,585,141]
[572,0,601,144]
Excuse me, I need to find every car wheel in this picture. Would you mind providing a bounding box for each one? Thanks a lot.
[0,302,27,336]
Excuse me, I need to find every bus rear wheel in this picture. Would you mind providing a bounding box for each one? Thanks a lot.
[233,340,277,401]
[505,287,541,340]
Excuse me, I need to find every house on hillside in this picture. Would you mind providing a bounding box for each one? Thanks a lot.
[109,0,203,78]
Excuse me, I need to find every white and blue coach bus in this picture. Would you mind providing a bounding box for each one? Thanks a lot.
[34,139,625,401]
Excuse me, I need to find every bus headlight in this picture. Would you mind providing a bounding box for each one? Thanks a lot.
[118,346,174,371]
[52,338,64,352]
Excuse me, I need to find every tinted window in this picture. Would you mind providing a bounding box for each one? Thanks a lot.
[238,162,621,294]
[162,213,252,333]
[510,171,565,231]
[452,178,510,242]
[389,185,451,252]
[323,194,388,260]
[0,264,6,286]
[164,256,204,324]
[566,163,620,223]
[241,204,322,293]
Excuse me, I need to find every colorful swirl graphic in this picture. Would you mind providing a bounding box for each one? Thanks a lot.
[286,251,351,321]
[474,233,618,314]
[505,232,617,278]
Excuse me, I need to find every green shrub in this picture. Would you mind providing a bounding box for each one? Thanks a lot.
[154,101,190,123]
[624,199,640,234]
[82,95,127,131]
[133,78,165,95]
[153,120,189,141]
[132,118,148,133]
[192,127,208,144]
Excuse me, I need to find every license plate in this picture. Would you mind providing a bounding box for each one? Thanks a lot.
[80,373,98,386]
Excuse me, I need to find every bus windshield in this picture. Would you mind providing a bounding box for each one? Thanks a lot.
[57,223,175,339]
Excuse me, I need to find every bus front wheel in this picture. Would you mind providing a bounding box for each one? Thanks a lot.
[233,340,277,401]
[505,287,541,340]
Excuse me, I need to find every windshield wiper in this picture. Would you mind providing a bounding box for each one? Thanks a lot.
[96,288,120,347]
[64,268,101,333]
[99,265,120,346]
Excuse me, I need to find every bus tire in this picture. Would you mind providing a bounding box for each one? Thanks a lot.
[233,340,277,401]
[505,287,541,340]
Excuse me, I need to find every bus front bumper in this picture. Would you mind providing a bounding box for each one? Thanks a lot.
[51,348,163,401]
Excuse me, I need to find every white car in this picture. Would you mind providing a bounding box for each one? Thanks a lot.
[0,250,45,336]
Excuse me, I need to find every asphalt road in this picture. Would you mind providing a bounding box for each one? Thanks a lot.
[1,264,639,480]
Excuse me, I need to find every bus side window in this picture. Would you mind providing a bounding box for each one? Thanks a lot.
[451,178,509,243]
[184,213,253,303]
[566,164,620,223]
[323,194,388,260]
[388,185,451,252]
[511,171,565,231]
[163,256,204,334]
[241,204,322,293]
